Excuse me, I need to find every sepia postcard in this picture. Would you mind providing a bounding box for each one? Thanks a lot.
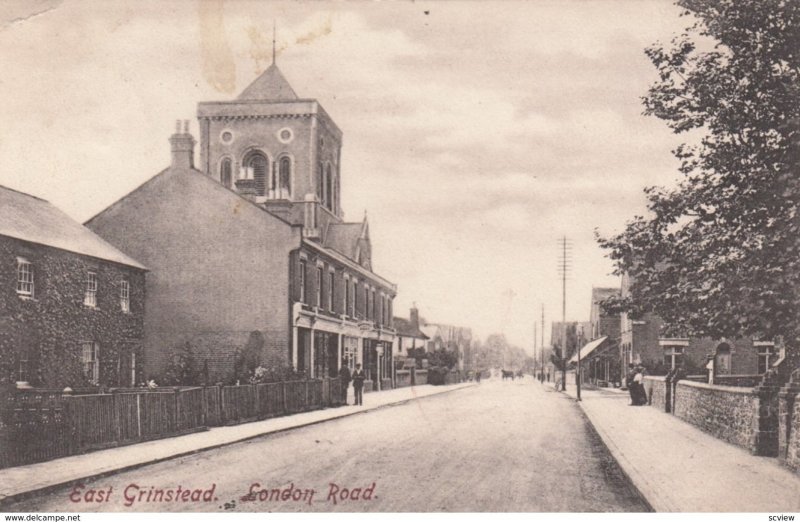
[1,0,799,518]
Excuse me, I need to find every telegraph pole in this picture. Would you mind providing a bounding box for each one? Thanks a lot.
[533,319,539,379]
[541,304,545,382]
[557,236,573,395]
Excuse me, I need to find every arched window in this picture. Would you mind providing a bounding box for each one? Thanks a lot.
[220,158,232,188]
[715,343,732,376]
[279,156,291,197]
[317,163,324,202]
[325,164,333,211]
[244,152,268,196]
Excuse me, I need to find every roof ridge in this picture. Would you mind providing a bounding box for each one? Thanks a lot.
[0,184,48,202]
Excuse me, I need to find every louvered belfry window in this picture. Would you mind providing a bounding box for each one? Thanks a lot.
[246,153,268,196]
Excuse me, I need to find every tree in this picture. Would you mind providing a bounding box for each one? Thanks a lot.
[598,0,800,346]
[163,341,201,386]
[233,331,265,384]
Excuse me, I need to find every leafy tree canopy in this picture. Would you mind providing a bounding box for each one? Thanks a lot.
[598,0,800,342]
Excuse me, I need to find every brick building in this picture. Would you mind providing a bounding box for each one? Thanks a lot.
[618,273,772,379]
[393,306,428,358]
[87,62,397,387]
[420,321,473,372]
[0,185,146,389]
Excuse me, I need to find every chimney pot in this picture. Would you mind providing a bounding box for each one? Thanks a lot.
[169,122,195,169]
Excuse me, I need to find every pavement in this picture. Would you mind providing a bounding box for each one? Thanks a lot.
[0,382,472,506]
[547,380,800,512]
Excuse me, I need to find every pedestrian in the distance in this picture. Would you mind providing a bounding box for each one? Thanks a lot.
[352,363,366,406]
[626,363,637,406]
[633,366,647,405]
[339,358,351,405]
[475,369,482,384]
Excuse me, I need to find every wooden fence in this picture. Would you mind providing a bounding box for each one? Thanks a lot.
[0,378,343,469]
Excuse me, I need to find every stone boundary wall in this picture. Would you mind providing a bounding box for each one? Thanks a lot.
[644,376,668,412]
[415,369,429,385]
[784,396,800,470]
[674,380,758,452]
[778,377,800,471]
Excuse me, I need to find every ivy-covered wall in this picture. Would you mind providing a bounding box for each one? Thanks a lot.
[0,236,145,389]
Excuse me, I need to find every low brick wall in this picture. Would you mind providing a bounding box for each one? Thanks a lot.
[674,380,759,452]
[644,376,668,412]
[415,369,428,385]
[395,370,412,388]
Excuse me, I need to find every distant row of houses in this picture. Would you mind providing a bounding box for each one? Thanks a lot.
[552,278,782,387]
[1,62,472,392]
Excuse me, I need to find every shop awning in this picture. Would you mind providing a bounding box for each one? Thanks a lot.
[569,336,609,364]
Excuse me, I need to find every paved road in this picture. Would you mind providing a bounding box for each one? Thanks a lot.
[9,379,648,512]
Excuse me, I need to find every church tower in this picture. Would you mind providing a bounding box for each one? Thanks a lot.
[197,60,343,239]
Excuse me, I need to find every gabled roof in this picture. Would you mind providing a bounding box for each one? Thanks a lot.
[420,323,473,344]
[0,185,146,270]
[237,64,299,101]
[393,317,429,340]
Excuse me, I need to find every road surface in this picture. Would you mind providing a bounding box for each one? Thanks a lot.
[8,378,648,512]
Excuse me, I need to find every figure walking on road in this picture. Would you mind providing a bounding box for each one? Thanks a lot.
[339,358,351,405]
[352,363,366,406]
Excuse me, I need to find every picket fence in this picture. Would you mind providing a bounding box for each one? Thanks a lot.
[0,377,344,469]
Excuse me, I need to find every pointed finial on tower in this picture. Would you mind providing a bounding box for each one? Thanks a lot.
[272,20,276,64]
[364,209,368,220]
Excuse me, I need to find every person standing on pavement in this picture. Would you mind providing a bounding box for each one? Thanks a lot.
[352,363,366,406]
[626,363,637,406]
[633,365,648,405]
[338,358,351,405]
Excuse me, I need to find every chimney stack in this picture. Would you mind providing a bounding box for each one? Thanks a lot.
[169,119,195,169]
[410,304,420,332]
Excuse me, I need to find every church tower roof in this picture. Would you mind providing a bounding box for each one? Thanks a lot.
[237,64,299,101]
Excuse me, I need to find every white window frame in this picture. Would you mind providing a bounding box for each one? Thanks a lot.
[120,278,130,312]
[16,257,34,297]
[663,345,684,369]
[84,271,98,307]
[755,341,775,374]
[81,341,100,385]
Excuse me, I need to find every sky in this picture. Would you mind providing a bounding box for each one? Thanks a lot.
[0,0,691,351]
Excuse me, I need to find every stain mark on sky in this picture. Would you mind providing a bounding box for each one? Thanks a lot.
[198,0,236,94]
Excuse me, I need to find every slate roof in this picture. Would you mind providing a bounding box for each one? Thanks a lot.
[0,185,146,270]
[393,317,429,339]
[237,64,299,101]
[324,222,362,260]
[592,287,619,303]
